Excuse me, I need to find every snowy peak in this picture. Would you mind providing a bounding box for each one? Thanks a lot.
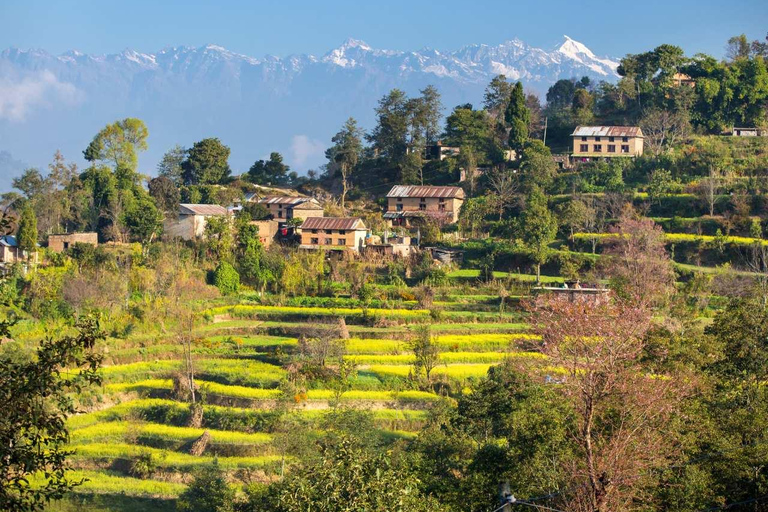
[322,38,377,67]
[555,35,619,76]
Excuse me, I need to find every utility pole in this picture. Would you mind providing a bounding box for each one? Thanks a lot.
[543,116,548,145]
[499,481,513,512]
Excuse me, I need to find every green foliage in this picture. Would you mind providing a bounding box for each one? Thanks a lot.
[176,463,235,512]
[181,138,231,186]
[157,145,186,186]
[148,176,180,213]
[83,118,148,175]
[504,81,530,152]
[213,262,240,296]
[254,435,438,512]
[248,152,290,186]
[516,187,558,280]
[16,204,38,255]
[0,318,104,511]
[123,194,161,245]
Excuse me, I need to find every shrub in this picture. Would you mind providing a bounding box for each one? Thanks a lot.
[213,262,240,295]
[176,462,236,512]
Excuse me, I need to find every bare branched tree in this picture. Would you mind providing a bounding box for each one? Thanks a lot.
[488,170,519,220]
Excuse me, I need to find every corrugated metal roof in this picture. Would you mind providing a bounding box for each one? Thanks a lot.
[572,126,644,138]
[258,196,315,206]
[0,235,18,247]
[385,185,465,199]
[179,204,229,216]
[301,217,366,231]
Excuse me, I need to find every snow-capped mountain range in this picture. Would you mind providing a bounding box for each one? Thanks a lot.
[0,35,619,188]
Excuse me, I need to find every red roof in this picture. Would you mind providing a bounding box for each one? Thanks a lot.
[301,217,366,231]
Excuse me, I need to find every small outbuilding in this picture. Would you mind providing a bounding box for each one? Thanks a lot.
[48,232,99,252]
[164,204,230,241]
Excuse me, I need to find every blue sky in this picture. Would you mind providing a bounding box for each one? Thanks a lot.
[1,0,766,58]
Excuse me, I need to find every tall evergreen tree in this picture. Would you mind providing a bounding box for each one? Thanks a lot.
[505,82,531,154]
[17,204,38,262]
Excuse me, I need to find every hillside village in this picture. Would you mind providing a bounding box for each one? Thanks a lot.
[1,33,768,512]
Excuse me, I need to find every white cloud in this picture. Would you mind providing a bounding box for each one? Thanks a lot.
[0,70,82,122]
[289,134,326,168]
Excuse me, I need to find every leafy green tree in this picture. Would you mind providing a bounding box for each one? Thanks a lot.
[517,187,557,282]
[408,325,440,388]
[182,138,232,185]
[367,89,410,164]
[571,87,594,124]
[176,463,235,512]
[16,204,37,262]
[123,194,161,247]
[205,216,234,263]
[504,82,530,153]
[0,318,103,511]
[213,261,240,295]
[83,118,148,188]
[546,78,578,110]
[148,176,180,213]
[157,144,187,186]
[412,85,443,145]
[444,105,495,163]
[519,140,557,193]
[255,436,438,512]
[12,169,46,199]
[248,152,290,186]
[326,118,363,210]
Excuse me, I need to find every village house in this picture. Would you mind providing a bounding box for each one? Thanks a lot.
[164,204,230,241]
[671,72,695,87]
[425,141,461,161]
[571,126,644,160]
[731,127,767,137]
[0,235,20,264]
[298,217,368,252]
[48,232,98,252]
[258,196,324,221]
[250,219,280,249]
[384,185,465,225]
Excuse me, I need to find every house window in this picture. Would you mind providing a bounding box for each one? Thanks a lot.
[338,238,346,245]
[312,229,318,234]
[397,197,402,202]
[594,144,602,152]
[278,211,283,218]
[439,198,445,203]
[396,204,403,211]
[324,238,332,245]
[311,237,319,244]
[595,136,601,142]
[581,136,587,141]
[621,145,630,153]
[339,230,346,235]
[622,136,629,142]
[63,242,70,250]
[419,203,426,211]
[325,230,333,234]
[608,136,615,142]
[438,204,446,212]
[607,144,616,153]
[580,144,589,152]
[420,198,426,203]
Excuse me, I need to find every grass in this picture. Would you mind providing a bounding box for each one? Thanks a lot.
[207,304,430,320]
[573,231,768,247]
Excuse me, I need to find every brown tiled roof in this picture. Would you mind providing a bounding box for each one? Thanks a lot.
[385,185,465,199]
[572,126,644,138]
[301,217,366,231]
[179,204,229,216]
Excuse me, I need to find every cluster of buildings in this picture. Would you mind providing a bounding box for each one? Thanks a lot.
[162,184,467,255]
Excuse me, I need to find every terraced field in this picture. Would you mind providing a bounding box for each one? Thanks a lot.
[48,289,547,511]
